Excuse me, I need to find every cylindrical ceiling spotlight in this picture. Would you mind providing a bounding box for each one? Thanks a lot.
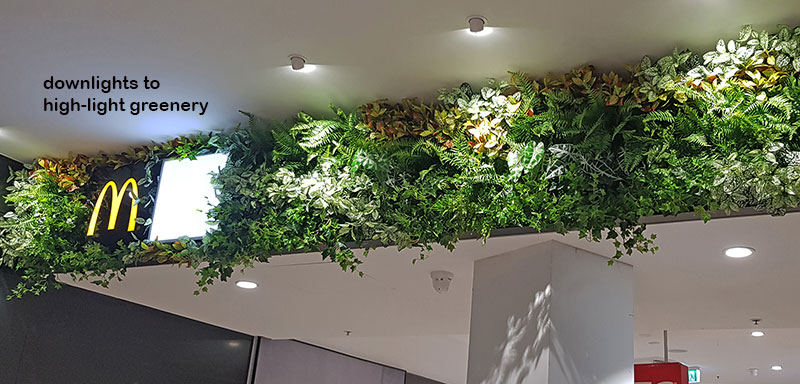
[467,16,491,36]
[751,318,765,337]
[288,54,315,73]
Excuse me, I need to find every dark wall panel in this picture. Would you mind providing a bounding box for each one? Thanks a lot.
[254,339,405,384]
[405,373,444,384]
[0,269,252,384]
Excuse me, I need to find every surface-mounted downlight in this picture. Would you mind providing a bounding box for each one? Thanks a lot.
[289,55,316,73]
[771,365,783,371]
[724,246,754,258]
[467,16,492,36]
[235,280,258,289]
[751,330,765,337]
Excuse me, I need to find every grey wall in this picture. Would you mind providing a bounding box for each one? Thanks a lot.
[0,269,253,384]
[254,339,406,384]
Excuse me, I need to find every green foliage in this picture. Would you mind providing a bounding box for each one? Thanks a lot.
[507,142,545,181]
[0,169,125,298]
[712,145,800,215]
[436,80,522,157]
[3,24,800,297]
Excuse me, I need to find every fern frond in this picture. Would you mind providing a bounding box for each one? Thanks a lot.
[643,110,675,123]
[293,120,344,150]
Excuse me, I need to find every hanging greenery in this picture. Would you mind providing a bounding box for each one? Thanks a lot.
[2,25,800,298]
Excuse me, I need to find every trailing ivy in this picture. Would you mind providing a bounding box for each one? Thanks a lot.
[2,25,800,297]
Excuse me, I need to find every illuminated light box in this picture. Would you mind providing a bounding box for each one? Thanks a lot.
[148,153,228,241]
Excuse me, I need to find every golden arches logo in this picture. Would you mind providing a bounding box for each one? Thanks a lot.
[86,178,139,237]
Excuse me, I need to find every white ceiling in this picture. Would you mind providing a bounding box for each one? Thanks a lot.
[2,0,800,161]
[69,213,800,384]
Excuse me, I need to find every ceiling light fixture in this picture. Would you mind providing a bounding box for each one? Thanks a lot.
[467,16,491,36]
[771,365,783,371]
[288,55,315,73]
[751,318,765,337]
[235,280,258,289]
[724,246,754,258]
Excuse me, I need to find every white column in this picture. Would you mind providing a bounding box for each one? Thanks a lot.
[467,240,634,384]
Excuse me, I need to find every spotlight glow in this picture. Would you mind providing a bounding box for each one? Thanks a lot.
[751,330,765,337]
[290,64,316,73]
[724,246,754,258]
[771,365,783,371]
[235,281,258,289]
[466,27,493,36]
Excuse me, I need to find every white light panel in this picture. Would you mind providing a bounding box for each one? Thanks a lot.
[148,153,228,241]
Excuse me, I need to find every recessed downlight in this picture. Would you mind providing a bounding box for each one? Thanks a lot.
[771,365,783,371]
[724,246,754,258]
[235,280,258,289]
[751,330,765,337]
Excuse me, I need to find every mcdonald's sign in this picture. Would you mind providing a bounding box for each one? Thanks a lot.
[86,178,139,237]
[85,153,226,245]
[84,162,161,246]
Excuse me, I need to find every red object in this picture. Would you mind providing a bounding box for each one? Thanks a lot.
[634,362,688,384]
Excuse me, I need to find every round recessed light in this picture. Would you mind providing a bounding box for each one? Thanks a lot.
[724,246,754,258]
[751,330,765,337]
[771,365,783,371]
[235,280,258,289]
[467,16,492,36]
